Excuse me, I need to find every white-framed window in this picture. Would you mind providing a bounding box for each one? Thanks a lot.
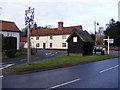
[62,35,66,39]
[73,37,77,42]
[50,43,52,48]
[7,32,14,36]
[36,43,40,47]
[36,36,39,40]
[62,43,66,47]
[50,35,53,39]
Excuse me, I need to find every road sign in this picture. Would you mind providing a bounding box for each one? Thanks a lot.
[103,36,113,54]
[104,39,114,44]
[108,39,114,44]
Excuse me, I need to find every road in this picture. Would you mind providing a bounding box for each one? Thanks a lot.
[1,50,67,70]
[2,51,120,89]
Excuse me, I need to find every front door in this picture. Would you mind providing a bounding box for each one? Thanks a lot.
[43,43,46,49]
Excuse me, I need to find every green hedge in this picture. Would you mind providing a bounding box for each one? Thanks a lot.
[3,36,17,51]
[2,36,17,58]
[0,34,4,52]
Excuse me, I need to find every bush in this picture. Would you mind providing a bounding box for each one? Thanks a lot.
[31,48,37,55]
[0,34,4,52]
[5,49,16,58]
[15,49,27,57]
[3,37,17,51]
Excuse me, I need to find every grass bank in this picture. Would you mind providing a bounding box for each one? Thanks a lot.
[3,54,118,75]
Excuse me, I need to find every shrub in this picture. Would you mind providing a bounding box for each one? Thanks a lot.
[2,37,17,58]
[15,49,27,57]
[3,36,17,51]
[5,49,16,58]
[31,48,37,55]
[0,34,4,52]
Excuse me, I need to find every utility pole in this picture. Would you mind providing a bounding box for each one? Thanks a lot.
[25,7,34,65]
[94,21,99,54]
[94,21,96,46]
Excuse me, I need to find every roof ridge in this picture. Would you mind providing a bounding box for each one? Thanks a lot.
[34,25,81,31]
[0,20,14,23]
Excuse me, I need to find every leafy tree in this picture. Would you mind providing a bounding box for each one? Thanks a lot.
[90,34,95,41]
[104,19,120,46]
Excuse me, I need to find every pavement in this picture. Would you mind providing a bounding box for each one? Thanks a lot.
[2,51,120,89]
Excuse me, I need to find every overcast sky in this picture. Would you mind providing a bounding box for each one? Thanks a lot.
[0,0,119,33]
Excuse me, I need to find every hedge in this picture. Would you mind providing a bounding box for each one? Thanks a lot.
[3,36,17,51]
[2,36,17,58]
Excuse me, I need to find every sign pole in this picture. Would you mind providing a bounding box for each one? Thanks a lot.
[27,24,31,65]
[103,36,114,55]
[25,7,34,65]
[108,36,109,54]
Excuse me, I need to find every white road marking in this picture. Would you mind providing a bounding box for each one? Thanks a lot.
[99,65,119,73]
[0,76,3,78]
[47,78,80,89]
[0,64,14,70]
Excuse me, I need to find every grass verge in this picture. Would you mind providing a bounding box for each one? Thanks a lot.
[3,54,118,75]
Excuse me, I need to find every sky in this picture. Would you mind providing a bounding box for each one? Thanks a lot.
[0,0,119,33]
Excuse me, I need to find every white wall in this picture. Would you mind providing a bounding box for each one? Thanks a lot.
[0,31,20,50]
[30,34,70,49]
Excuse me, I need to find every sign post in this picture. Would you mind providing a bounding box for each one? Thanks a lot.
[25,7,34,65]
[103,36,114,54]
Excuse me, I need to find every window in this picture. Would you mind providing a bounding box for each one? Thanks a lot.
[7,32,14,36]
[36,36,39,40]
[36,43,39,47]
[62,43,66,47]
[50,43,52,48]
[62,35,66,39]
[50,36,53,39]
[73,37,77,42]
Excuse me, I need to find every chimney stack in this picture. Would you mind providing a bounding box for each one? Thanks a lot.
[58,22,63,30]
[34,22,37,30]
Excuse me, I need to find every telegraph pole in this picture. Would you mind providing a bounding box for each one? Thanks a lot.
[25,7,34,65]
[94,21,96,46]
[94,21,99,54]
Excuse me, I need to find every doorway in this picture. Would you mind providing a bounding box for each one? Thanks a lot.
[43,43,46,49]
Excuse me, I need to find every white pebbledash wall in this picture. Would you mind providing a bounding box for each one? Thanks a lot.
[24,34,70,49]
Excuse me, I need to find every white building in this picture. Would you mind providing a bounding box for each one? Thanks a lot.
[0,20,21,50]
[30,22,83,50]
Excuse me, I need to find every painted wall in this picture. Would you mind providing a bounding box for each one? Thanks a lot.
[0,31,20,50]
[27,34,70,49]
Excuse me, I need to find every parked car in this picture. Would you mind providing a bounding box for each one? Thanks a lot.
[114,46,120,51]
[94,46,106,52]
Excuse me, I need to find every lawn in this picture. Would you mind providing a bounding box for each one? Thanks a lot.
[3,54,118,75]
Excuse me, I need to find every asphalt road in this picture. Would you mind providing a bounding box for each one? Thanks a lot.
[2,51,120,89]
[1,50,67,70]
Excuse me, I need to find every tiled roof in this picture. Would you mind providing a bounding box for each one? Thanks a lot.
[0,20,21,32]
[31,26,82,36]
[20,37,27,42]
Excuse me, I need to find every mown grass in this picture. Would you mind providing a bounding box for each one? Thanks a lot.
[3,54,118,75]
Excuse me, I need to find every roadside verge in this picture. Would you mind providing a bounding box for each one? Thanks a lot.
[3,54,119,75]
